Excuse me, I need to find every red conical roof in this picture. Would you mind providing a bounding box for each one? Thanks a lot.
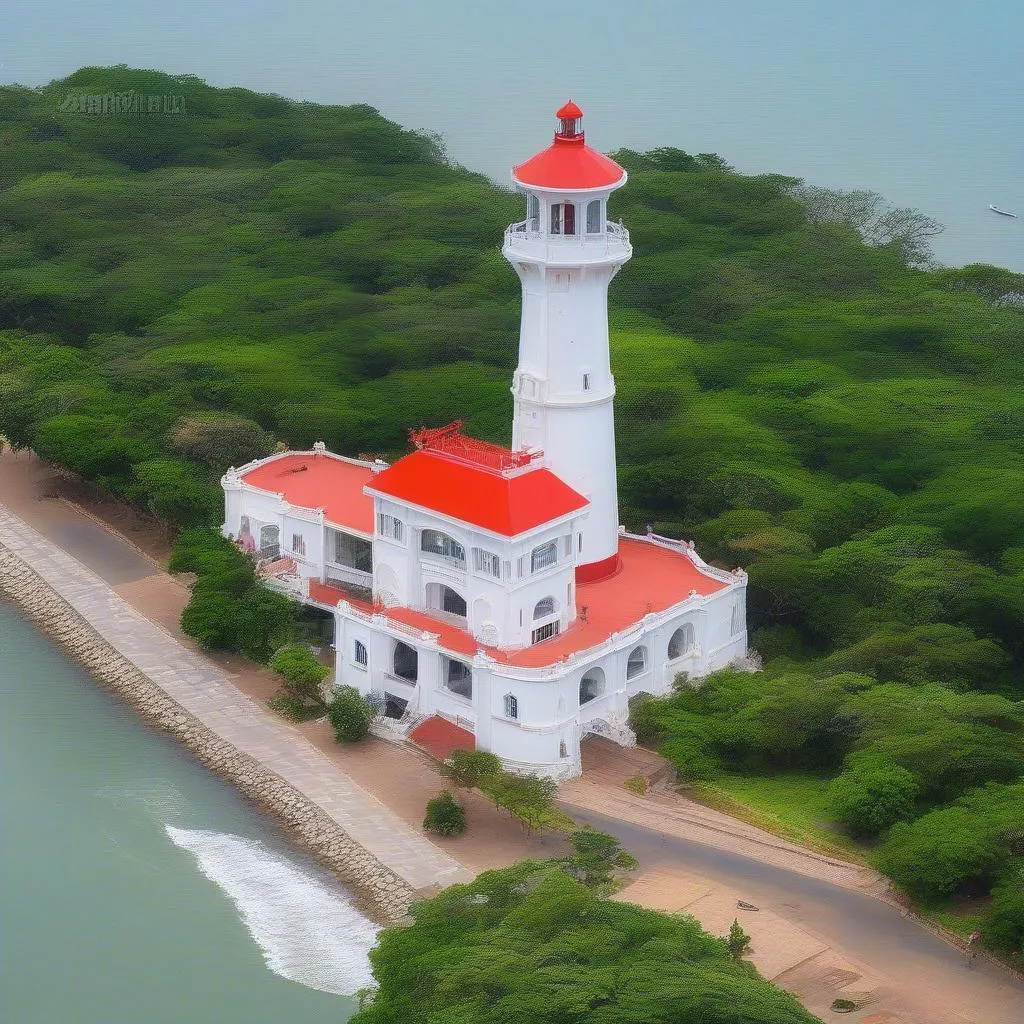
[512,102,625,192]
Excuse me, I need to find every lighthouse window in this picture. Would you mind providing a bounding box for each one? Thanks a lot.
[563,202,575,235]
[550,203,562,235]
[527,194,539,231]
[587,199,601,233]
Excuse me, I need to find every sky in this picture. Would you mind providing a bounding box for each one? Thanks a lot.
[2,0,1022,270]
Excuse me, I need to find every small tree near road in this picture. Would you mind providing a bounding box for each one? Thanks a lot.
[327,685,375,743]
[491,772,558,834]
[423,791,467,836]
[440,749,502,794]
[726,919,751,960]
[269,643,329,707]
[562,827,638,889]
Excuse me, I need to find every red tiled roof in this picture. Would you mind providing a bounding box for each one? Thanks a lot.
[240,454,375,535]
[410,716,475,760]
[315,537,732,669]
[365,449,588,537]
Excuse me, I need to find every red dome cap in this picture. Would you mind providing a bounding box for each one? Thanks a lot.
[512,101,626,191]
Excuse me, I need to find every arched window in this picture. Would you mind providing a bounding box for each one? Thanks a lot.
[421,529,465,565]
[530,541,558,572]
[258,524,280,558]
[667,623,695,660]
[426,582,467,618]
[504,693,519,720]
[626,646,647,679]
[393,641,418,682]
[354,640,368,667]
[579,667,605,706]
[533,596,558,620]
[586,199,601,233]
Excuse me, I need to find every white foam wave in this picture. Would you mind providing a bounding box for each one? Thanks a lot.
[165,825,379,995]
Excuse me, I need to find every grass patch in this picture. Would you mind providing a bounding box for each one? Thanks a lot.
[267,692,326,722]
[930,904,986,941]
[690,771,866,862]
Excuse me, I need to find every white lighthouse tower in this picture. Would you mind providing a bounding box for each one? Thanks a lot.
[503,101,632,581]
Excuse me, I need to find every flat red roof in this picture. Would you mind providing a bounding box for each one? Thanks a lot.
[365,449,588,538]
[239,454,375,535]
[313,537,731,669]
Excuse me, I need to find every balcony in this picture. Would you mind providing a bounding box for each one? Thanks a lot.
[502,219,631,266]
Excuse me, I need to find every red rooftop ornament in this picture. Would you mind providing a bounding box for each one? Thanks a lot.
[408,421,538,473]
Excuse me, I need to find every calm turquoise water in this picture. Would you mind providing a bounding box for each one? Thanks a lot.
[0,599,374,1024]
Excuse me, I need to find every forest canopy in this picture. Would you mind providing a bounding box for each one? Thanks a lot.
[1,67,1022,921]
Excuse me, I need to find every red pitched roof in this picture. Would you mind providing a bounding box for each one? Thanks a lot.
[239,454,375,535]
[365,449,588,537]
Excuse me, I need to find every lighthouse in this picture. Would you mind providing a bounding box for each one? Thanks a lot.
[503,101,632,581]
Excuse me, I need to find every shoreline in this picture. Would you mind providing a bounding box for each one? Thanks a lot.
[0,539,424,925]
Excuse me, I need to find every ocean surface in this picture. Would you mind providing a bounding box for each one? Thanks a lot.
[0,599,375,1024]
[3,0,1023,271]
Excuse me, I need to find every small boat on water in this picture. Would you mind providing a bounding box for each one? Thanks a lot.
[989,204,1017,218]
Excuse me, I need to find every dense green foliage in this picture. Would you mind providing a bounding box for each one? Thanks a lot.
[982,870,1024,958]
[327,684,375,742]
[423,791,467,836]
[170,529,298,659]
[268,643,329,706]
[352,861,820,1023]
[440,749,503,791]
[2,68,1022,909]
[561,828,637,889]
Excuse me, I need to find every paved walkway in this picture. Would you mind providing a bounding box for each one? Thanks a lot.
[0,504,471,893]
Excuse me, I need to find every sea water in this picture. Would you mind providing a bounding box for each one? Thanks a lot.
[0,600,376,1024]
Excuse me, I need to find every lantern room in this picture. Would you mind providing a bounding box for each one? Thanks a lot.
[510,100,627,244]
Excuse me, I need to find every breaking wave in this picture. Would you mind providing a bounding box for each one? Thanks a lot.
[166,825,379,995]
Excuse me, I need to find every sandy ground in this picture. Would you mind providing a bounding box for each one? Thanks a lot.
[3,446,1023,1024]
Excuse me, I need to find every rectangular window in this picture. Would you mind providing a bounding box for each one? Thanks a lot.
[473,548,501,577]
[531,541,558,573]
[563,202,575,235]
[503,560,511,580]
[516,555,524,578]
[504,694,519,720]
[563,535,571,557]
[583,372,591,391]
[586,199,601,233]
[532,621,560,645]
[578,533,583,553]
[291,533,306,556]
[550,203,562,235]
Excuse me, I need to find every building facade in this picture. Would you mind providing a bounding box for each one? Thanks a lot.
[221,102,747,778]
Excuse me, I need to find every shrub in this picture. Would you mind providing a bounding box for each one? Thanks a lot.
[827,756,920,836]
[269,643,329,705]
[562,827,638,888]
[982,873,1024,956]
[487,772,557,834]
[440,748,502,791]
[327,685,375,742]
[423,791,466,836]
[726,919,751,960]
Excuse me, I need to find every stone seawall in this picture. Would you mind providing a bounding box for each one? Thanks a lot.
[0,542,418,923]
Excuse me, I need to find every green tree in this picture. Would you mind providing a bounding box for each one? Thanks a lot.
[269,643,329,706]
[562,827,638,888]
[327,685,375,743]
[981,872,1024,957]
[422,791,467,836]
[827,757,921,836]
[440,749,502,793]
[726,919,752,960]
[488,772,557,834]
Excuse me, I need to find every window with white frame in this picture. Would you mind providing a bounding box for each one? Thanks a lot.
[473,547,501,577]
[353,640,368,667]
[586,198,601,233]
[530,540,558,573]
[532,620,560,645]
[291,533,306,557]
[563,535,571,558]
[527,194,539,231]
[377,512,404,542]
[504,693,519,720]
[533,596,557,619]
[583,372,591,391]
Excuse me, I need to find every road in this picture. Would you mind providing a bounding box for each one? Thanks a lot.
[567,805,1024,1024]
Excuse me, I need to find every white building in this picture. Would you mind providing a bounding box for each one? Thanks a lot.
[221,102,747,778]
